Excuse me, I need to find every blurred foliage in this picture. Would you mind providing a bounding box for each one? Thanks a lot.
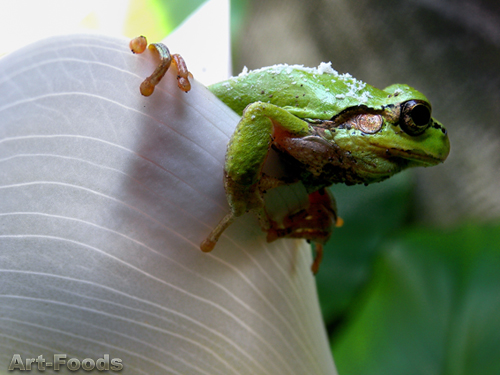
[332,223,500,375]
[128,0,249,48]
[320,159,500,375]
[125,0,209,38]
[124,0,172,40]
[317,172,413,325]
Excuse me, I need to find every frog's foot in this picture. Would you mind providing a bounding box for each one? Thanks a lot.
[130,36,192,96]
[266,227,286,243]
[201,194,281,253]
[268,229,325,273]
[266,188,342,273]
[200,212,236,252]
[267,188,339,241]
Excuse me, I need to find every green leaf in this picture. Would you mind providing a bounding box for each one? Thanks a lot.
[124,0,173,40]
[332,224,500,375]
[317,171,413,323]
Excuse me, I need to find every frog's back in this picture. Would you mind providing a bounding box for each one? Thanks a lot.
[208,63,390,120]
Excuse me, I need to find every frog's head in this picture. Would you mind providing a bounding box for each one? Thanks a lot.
[325,84,450,184]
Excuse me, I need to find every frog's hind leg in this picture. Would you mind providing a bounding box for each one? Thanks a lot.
[200,175,285,252]
[200,102,311,253]
[266,188,342,273]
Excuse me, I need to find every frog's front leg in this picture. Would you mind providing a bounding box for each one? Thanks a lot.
[267,188,343,273]
[200,102,313,252]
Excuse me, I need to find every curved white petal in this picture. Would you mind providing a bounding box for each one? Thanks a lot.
[0,34,336,374]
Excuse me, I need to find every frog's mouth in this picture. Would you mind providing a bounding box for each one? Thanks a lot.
[383,147,447,166]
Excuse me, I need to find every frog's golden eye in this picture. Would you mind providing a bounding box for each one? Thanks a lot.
[350,114,383,134]
[400,100,432,136]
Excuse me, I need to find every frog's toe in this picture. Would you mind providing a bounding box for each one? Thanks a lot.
[311,243,324,274]
[200,212,235,252]
[200,238,217,252]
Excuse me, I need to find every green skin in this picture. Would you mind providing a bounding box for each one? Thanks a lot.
[201,63,449,254]
[134,45,450,269]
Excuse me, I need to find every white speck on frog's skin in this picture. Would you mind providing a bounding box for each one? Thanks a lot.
[236,62,340,78]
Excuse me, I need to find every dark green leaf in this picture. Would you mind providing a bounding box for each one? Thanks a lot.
[317,171,413,323]
[333,224,500,375]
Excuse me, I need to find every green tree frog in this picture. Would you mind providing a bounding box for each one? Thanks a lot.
[130,37,450,273]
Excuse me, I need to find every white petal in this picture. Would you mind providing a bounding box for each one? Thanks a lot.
[0,29,336,375]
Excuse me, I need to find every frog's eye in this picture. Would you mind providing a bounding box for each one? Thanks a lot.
[400,100,432,136]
